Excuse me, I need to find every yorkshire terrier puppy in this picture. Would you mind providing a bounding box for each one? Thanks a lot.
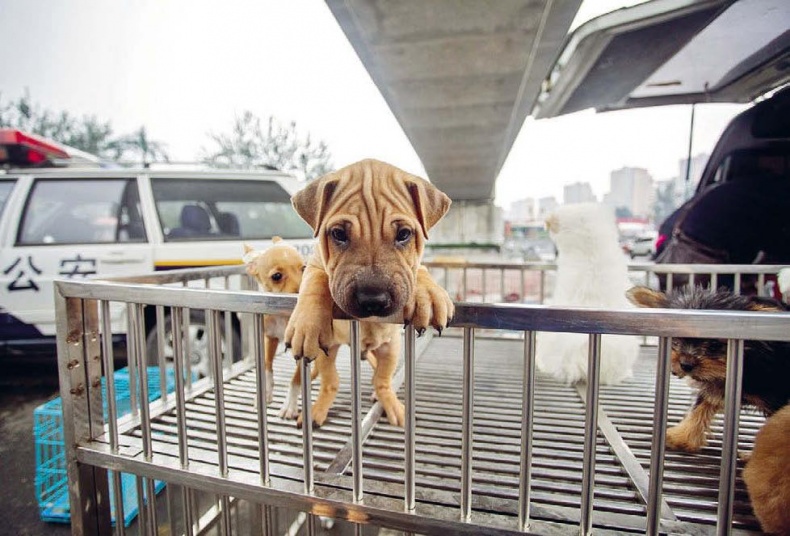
[743,404,790,535]
[244,238,312,419]
[627,285,790,452]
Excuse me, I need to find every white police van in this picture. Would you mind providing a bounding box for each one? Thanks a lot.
[0,129,314,367]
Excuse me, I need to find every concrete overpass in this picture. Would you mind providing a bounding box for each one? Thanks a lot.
[325,0,583,246]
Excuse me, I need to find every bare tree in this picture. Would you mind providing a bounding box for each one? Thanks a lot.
[200,111,333,180]
[0,91,169,165]
[111,126,170,167]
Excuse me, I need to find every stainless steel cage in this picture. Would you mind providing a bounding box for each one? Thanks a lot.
[54,263,790,535]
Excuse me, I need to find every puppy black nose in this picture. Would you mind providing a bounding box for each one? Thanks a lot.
[355,286,391,316]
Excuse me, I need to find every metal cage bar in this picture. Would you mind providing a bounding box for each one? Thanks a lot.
[717,339,745,534]
[404,327,417,512]
[518,330,536,532]
[580,334,602,536]
[350,321,364,503]
[460,327,475,521]
[646,336,672,536]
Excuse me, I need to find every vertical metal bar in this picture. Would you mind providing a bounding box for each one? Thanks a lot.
[716,339,744,535]
[301,357,315,494]
[173,308,195,536]
[135,476,147,533]
[171,308,190,468]
[711,272,718,290]
[156,305,167,403]
[112,471,126,536]
[126,303,139,418]
[350,320,364,503]
[404,327,417,512]
[689,273,695,287]
[757,273,765,295]
[734,273,741,295]
[100,301,119,453]
[220,495,232,536]
[580,333,602,536]
[460,327,475,522]
[133,303,158,533]
[667,273,674,293]
[224,309,233,373]
[253,313,270,485]
[209,310,229,477]
[646,336,672,536]
[183,307,192,388]
[134,305,153,462]
[182,486,195,536]
[462,267,467,300]
[518,330,536,532]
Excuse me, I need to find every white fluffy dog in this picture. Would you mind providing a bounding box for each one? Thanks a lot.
[535,203,638,385]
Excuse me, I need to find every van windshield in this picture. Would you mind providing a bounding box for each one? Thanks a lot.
[151,178,312,241]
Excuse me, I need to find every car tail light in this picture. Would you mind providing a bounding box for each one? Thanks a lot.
[0,129,70,167]
[655,233,667,252]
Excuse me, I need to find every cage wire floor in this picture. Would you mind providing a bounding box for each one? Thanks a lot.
[117,335,763,534]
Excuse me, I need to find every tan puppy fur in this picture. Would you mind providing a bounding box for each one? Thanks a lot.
[285,159,454,427]
[743,405,790,535]
[244,238,312,419]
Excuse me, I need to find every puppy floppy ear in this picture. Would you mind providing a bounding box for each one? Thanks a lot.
[292,176,339,238]
[405,178,451,239]
[626,286,669,308]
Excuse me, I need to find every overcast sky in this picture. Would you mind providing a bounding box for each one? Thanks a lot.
[0,0,747,208]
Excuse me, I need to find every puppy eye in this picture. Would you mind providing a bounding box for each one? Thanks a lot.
[271,272,283,282]
[396,228,412,244]
[330,227,348,244]
[301,265,306,272]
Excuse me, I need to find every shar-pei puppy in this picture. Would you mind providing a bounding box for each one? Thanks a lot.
[284,159,454,427]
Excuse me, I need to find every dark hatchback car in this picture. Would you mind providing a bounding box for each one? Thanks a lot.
[655,86,790,260]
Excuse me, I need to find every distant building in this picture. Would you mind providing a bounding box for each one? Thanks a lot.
[563,181,596,204]
[506,197,536,223]
[604,167,654,220]
[538,196,559,219]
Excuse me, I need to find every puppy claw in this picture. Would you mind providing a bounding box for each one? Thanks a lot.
[284,342,291,350]
[436,326,443,337]
[417,327,426,337]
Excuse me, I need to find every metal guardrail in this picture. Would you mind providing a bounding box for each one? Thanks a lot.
[54,262,790,535]
[423,260,786,303]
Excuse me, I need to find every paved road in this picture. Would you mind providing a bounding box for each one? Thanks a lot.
[1,362,71,536]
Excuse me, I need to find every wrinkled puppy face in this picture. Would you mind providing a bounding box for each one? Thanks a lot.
[626,285,786,380]
[292,159,451,319]
[244,239,305,294]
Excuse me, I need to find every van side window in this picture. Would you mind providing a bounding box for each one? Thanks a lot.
[151,178,312,241]
[0,180,14,220]
[17,179,146,245]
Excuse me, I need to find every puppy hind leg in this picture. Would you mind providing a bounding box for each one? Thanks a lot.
[371,340,405,427]
[666,394,722,452]
[297,347,340,428]
[263,335,279,405]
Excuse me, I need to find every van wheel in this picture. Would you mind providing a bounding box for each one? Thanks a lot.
[145,310,242,378]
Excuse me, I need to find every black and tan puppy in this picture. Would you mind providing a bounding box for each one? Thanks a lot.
[627,286,790,452]
[284,159,454,427]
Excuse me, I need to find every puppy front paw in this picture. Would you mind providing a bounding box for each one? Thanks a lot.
[296,405,330,428]
[405,268,455,334]
[666,424,707,452]
[277,384,300,419]
[284,304,333,361]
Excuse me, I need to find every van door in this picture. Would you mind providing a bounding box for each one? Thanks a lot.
[0,176,153,338]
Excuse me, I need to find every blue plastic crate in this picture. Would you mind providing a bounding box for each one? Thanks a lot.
[34,366,178,526]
